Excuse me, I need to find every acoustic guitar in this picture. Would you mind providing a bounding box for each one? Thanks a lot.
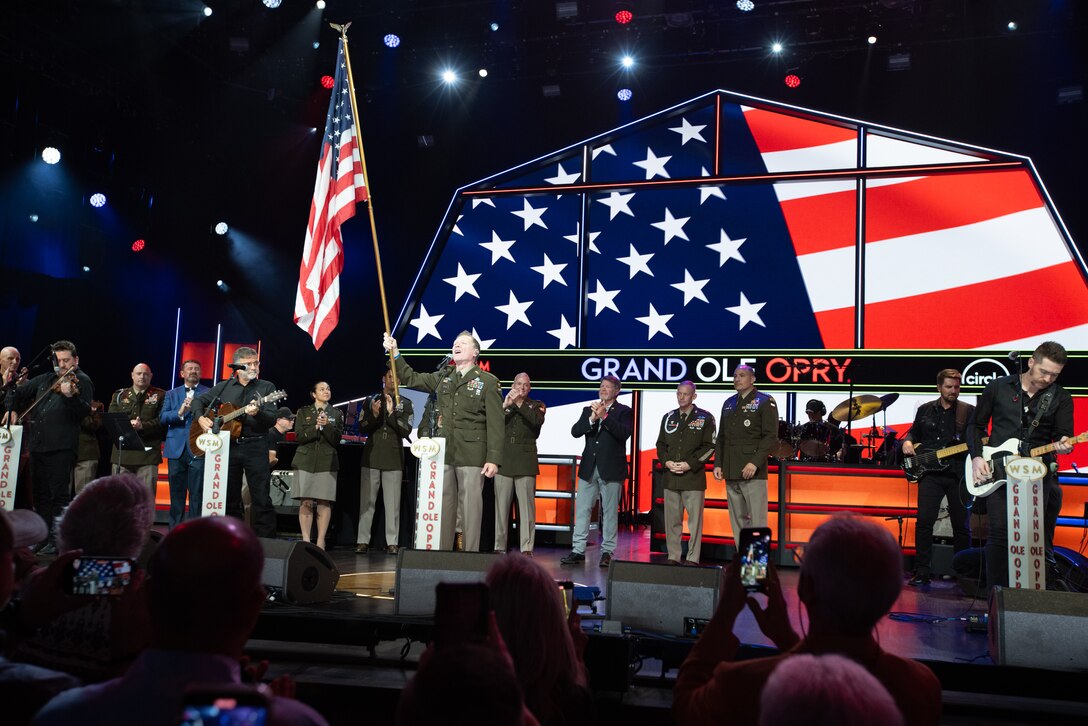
[189,390,287,458]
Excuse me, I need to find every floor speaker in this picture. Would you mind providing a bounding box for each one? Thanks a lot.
[260,539,340,604]
[606,560,722,636]
[394,549,502,615]
[989,586,1088,669]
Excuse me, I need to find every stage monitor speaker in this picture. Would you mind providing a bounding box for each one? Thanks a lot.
[989,586,1088,670]
[606,560,722,636]
[394,549,502,615]
[260,539,340,605]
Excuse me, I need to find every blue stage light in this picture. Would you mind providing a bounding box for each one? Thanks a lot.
[42,147,61,164]
[89,193,106,208]
[617,88,633,101]
[737,0,754,12]
[384,34,400,48]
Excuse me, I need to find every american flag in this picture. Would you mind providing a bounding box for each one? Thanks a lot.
[399,91,1088,351]
[294,39,368,350]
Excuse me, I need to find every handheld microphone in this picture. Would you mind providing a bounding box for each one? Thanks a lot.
[1008,351,1020,362]
[227,363,247,371]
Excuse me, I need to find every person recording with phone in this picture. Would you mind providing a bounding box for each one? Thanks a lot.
[674,516,941,726]
[191,348,281,537]
[900,369,973,587]
[12,341,94,554]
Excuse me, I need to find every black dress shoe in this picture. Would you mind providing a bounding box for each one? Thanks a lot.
[908,572,931,587]
[355,543,369,554]
[560,551,585,565]
[386,545,399,555]
[599,552,613,568]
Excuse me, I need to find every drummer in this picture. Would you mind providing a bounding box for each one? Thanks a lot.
[799,399,844,461]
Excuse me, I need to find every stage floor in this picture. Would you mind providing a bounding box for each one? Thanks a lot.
[300,525,992,667]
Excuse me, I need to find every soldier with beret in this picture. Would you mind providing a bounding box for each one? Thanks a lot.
[356,366,414,555]
[713,364,778,538]
[108,362,165,493]
[657,380,716,565]
[495,372,545,555]
[384,330,504,552]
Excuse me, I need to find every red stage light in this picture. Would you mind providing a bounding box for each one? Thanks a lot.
[615,10,633,24]
[320,75,335,89]
[784,74,801,88]
[132,239,145,252]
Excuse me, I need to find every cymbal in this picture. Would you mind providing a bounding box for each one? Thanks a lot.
[828,392,900,422]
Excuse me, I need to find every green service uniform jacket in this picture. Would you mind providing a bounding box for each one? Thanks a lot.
[77,405,103,463]
[361,393,414,471]
[500,397,545,477]
[108,386,165,466]
[656,406,716,491]
[395,357,504,468]
[715,390,778,480]
[293,404,344,473]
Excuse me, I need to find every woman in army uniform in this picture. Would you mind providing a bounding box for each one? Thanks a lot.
[293,381,344,550]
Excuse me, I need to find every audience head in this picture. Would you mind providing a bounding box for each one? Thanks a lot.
[799,515,902,636]
[57,473,154,558]
[0,508,48,605]
[758,654,904,726]
[486,553,585,720]
[146,517,265,654]
[397,642,525,726]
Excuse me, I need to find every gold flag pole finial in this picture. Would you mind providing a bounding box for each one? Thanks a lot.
[332,22,401,404]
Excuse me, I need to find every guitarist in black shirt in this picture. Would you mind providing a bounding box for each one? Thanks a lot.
[901,369,973,586]
[966,341,1073,589]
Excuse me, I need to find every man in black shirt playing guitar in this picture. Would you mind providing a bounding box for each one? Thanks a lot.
[967,341,1074,590]
[901,369,973,586]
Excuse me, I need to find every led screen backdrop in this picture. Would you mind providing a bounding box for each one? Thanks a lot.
[394,89,1087,352]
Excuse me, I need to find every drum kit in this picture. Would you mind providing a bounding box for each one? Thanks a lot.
[773,393,903,466]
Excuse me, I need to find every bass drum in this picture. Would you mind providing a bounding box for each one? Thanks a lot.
[798,422,831,459]
[771,420,796,460]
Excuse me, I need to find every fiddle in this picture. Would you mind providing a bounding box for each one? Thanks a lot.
[51,366,82,397]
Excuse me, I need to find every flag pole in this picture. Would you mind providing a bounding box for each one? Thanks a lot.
[332,22,400,405]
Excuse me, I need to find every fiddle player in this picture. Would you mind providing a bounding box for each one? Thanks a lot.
[12,340,94,553]
[108,363,166,493]
[191,347,281,537]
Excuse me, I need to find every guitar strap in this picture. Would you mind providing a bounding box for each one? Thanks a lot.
[954,400,970,438]
[1030,388,1055,431]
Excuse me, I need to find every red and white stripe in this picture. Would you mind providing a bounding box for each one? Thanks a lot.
[741,106,1088,350]
[294,125,368,349]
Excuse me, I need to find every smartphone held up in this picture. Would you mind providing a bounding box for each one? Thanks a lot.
[738,527,772,593]
[63,557,135,596]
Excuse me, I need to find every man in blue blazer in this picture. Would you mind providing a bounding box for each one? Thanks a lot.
[160,360,208,527]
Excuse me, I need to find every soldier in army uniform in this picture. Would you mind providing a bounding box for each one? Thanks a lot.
[494,372,545,555]
[713,364,777,538]
[356,366,414,555]
[73,400,104,493]
[383,330,504,552]
[108,362,165,493]
[656,380,716,565]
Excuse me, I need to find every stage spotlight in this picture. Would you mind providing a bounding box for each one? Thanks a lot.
[621,55,634,69]
[82,265,91,273]
[867,35,877,45]
[384,34,400,48]
[216,280,230,292]
[1007,21,1018,31]
[442,69,458,84]
[42,147,61,164]
[28,214,38,223]
[312,41,320,49]
[771,42,783,54]
[736,0,755,11]
[262,0,281,8]
[316,0,326,8]
[478,68,488,78]
[202,6,212,17]
[89,193,107,208]
[490,22,499,32]
[214,222,229,235]
[132,239,146,252]
[615,10,633,25]
[617,88,633,101]
[784,74,801,88]
[320,75,334,89]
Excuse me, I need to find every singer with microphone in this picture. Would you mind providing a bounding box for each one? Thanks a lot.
[383,331,503,552]
[190,347,281,537]
[160,359,208,527]
[966,341,1074,590]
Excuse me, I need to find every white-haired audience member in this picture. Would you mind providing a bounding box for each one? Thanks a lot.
[674,514,941,725]
[15,473,155,681]
[32,516,327,725]
[759,654,904,726]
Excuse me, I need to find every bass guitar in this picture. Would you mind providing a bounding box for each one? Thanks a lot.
[901,437,987,482]
[189,390,287,458]
[965,431,1088,497]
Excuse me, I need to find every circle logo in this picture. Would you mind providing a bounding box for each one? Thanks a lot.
[0,428,11,446]
[410,438,442,460]
[196,432,222,453]
[1006,456,1047,481]
[961,358,1010,387]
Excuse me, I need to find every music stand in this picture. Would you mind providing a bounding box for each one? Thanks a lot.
[102,412,151,459]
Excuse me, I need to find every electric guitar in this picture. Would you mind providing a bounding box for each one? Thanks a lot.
[965,431,1088,497]
[189,390,288,458]
[901,437,987,482]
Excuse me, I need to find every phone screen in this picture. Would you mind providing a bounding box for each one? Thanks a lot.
[738,527,772,593]
[435,582,490,647]
[64,557,134,596]
[180,689,270,726]
[557,580,574,617]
